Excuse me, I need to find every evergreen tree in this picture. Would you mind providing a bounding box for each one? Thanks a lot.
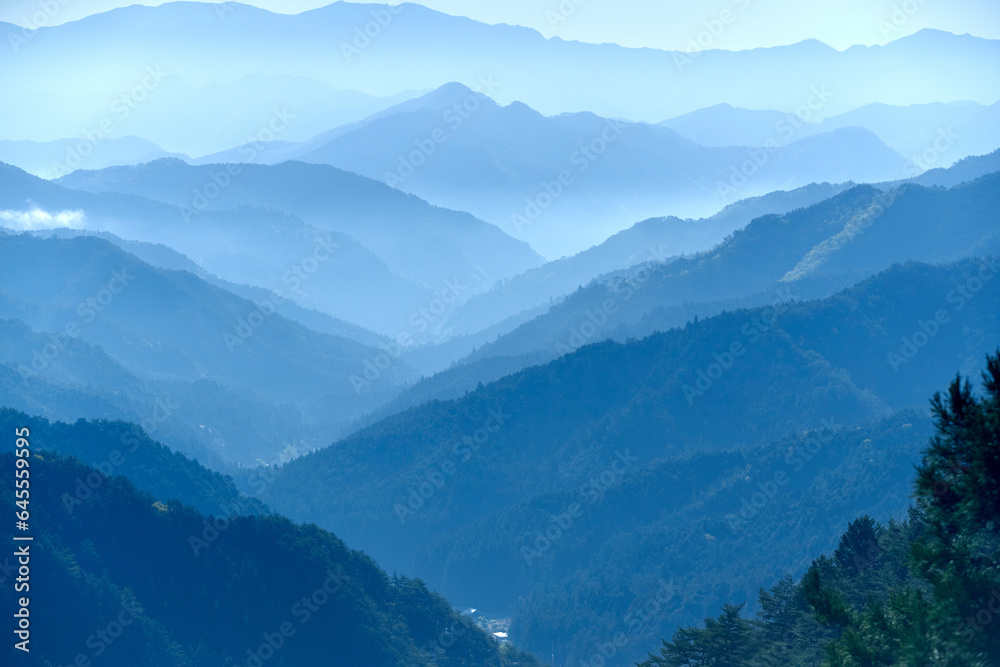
[806,351,1000,665]
[639,351,1000,666]
[637,603,757,666]
[909,353,1000,663]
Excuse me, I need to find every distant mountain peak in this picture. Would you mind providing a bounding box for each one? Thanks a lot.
[145,156,189,168]
[791,37,836,49]
[905,27,976,41]
[409,81,498,111]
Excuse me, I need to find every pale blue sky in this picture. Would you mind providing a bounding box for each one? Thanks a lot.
[4,0,999,51]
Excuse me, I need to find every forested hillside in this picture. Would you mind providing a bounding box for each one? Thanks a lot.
[639,352,1000,666]
[0,408,266,518]
[2,7,998,666]
[0,233,417,464]
[0,450,538,667]
[260,258,999,663]
[464,175,1000,368]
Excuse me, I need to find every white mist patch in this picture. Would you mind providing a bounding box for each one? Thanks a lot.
[0,208,85,230]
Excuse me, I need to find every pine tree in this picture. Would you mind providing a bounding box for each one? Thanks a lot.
[807,351,1000,665]
[637,603,757,666]
[909,352,1000,664]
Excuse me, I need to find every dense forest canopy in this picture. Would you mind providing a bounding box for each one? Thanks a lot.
[638,352,1000,666]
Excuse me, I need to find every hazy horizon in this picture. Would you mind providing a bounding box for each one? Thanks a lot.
[4,0,1000,51]
[2,3,999,666]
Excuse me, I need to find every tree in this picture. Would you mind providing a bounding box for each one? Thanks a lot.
[807,350,1000,664]
[834,516,882,574]
[909,352,1000,663]
[637,603,756,666]
[639,352,1000,666]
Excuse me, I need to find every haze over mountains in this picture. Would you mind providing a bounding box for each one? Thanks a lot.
[54,158,543,288]
[2,4,998,128]
[0,441,540,666]
[2,160,545,335]
[2,3,996,257]
[0,231,421,465]
[662,100,1000,164]
[261,258,1000,663]
[7,77,952,256]
[0,135,186,180]
[347,165,1000,423]
[2,2,999,666]
[0,67,424,158]
[195,83,908,257]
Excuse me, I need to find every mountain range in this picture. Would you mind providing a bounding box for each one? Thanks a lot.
[2,6,999,666]
[389,169,1000,407]
[259,258,1000,663]
[196,83,908,257]
[2,4,997,128]
[1,160,542,335]
[662,100,1000,169]
[0,231,418,464]
[0,444,537,666]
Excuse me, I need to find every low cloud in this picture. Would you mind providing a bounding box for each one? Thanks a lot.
[0,208,85,230]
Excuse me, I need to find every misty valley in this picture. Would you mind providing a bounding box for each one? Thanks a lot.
[0,2,999,666]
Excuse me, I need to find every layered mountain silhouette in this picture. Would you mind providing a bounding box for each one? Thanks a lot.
[0,136,186,179]
[195,83,908,257]
[431,182,854,341]
[54,158,543,298]
[3,160,542,334]
[3,5,996,127]
[3,6,999,667]
[0,446,538,666]
[453,173,1000,371]
[0,232,419,463]
[259,258,999,662]
[663,100,1000,170]
[0,66,423,158]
